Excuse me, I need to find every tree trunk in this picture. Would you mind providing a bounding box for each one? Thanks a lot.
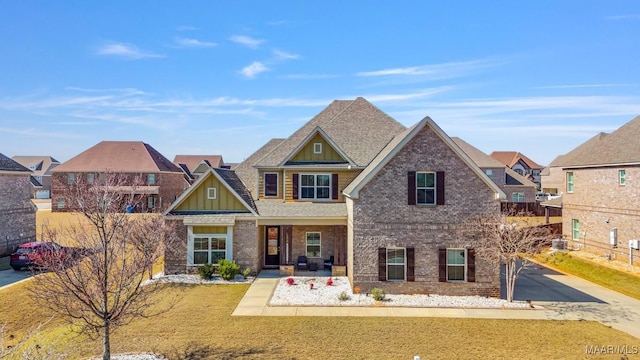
[103,321,110,360]
[505,259,516,302]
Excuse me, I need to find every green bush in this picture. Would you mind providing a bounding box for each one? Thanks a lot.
[218,259,240,281]
[338,291,350,301]
[242,267,251,279]
[197,263,216,280]
[371,287,386,301]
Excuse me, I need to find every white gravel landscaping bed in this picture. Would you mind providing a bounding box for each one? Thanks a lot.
[269,276,531,308]
[142,272,254,285]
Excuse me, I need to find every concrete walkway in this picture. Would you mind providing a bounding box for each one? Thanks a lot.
[232,269,640,340]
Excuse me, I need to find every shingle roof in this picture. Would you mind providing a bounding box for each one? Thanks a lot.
[255,200,347,218]
[232,138,285,197]
[213,168,257,213]
[451,137,505,168]
[11,156,60,176]
[255,97,406,168]
[53,141,182,173]
[490,151,544,169]
[173,155,224,172]
[0,153,31,172]
[505,167,536,187]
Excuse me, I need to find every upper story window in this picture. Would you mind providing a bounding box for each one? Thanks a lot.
[514,168,524,176]
[532,169,541,176]
[300,174,331,200]
[619,170,626,185]
[86,173,95,184]
[148,174,156,185]
[264,173,278,197]
[313,142,322,154]
[572,219,580,240]
[485,169,493,177]
[566,172,574,193]
[416,172,436,205]
[67,173,75,185]
[511,192,525,202]
[207,187,217,200]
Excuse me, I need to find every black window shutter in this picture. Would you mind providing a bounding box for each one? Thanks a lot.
[378,248,387,281]
[467,248,476,282]
[406,247,415,282]
[408,171,416,205]
[332,173,339,200]
[292,173,299,199]
[438,248,447,282]
[436,171,445,205]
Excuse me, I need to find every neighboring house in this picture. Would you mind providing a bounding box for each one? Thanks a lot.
[173,155,225,184]
[490,151,544,190]
[51,141,185,213]
[164,98,506,296]
[550,116,640,259]
[12,156,60,199]
[0,153,37,255]
[453,138,537,203]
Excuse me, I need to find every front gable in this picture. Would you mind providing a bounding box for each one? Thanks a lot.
[166,169,255,215]
[282,128,354,166]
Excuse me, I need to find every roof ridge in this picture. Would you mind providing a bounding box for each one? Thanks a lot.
[323,99,356,127]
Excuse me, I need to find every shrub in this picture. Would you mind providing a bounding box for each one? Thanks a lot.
[286,277,294,285]
[217,259,240,281]
[338,291,350,301]
[242,267,251,279]
[371,287,386,301]
[197,263,216,280]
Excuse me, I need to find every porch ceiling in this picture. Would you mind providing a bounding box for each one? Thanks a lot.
[255,200,347,218]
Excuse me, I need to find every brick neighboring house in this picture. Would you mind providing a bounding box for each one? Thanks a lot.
[51,141,186,213]
[453,138,537,203]
[0,153,37,255]
[550,116,640,259]
[164,98,505,296]
[490,151,544,190]
[173,155,225,184]
[12,156,60,199]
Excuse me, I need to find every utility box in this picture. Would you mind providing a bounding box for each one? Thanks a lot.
[552,239,567,250]
[630,239,640,250]
[610,228,618,247]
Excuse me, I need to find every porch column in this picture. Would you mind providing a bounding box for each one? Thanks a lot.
[281,225,293,265]
[333,225,347,266]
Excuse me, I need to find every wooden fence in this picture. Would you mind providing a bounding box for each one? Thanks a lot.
[501,202,562,217]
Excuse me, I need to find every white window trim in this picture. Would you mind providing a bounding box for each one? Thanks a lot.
[511,192,525,203]
[207,187,217,200]
[416,171,436,205]
[446,248,467,282]
[313,142,322,154]
[299,173,332,201]
[148,173,156,185]
[619,170,626,186]
[566,172,574,193]
[263,172,279,197]
[305,232,321,258]
[572,219,580,240]
[186,226,233,266]
[386,247,406,282]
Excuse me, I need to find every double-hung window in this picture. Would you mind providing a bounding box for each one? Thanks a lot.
[416,172,436,205]
[306,232,321,258]
[511,192,525,202]
[572,219,580,240]
[447,249,466,281]
[386,248,406,281]
[566,172,574,193]
[619,170,626,185]
[192,235,227,265]
[148,174,156,185]
[300,174,331,200]
[67,173,75,185]
[86,173,95,184]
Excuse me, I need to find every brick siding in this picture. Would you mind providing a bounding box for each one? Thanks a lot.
[0,174,36,255]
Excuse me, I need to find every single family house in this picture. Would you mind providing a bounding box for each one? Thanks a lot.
[0,153,37,255]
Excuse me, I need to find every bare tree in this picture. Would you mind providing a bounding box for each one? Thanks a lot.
[470,213,553,302]
[29,172,178,360]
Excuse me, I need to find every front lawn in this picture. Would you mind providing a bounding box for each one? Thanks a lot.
[1,282,637,359]
[535,251,640,300]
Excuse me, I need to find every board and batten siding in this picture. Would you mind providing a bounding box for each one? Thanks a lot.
[174,174,248,212]
[289,133,346,163]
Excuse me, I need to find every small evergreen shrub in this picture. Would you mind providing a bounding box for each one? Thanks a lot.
[338,291,350,301]
[242,267,251,279]
[197,263,216,280]
[371,287,386,301]
[217,259,240,280]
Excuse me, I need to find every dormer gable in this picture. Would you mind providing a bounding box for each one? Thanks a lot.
[282,128,354,166]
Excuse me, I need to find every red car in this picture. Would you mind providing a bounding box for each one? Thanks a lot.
[9,241,83,271]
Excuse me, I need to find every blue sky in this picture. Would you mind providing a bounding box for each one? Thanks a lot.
[2,1,640,166]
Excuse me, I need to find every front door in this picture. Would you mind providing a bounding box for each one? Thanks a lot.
[265,226,280,267]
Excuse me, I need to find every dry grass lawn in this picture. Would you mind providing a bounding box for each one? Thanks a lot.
[1,282,638,359]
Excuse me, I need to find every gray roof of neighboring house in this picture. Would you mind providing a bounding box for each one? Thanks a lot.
[213,168,258,213]
[0,153,31,173]
[173,155,224,172]
[233,138,285,196]
[490,151,544,169]
[504,167,537,187]
[53,141,182,173]
[12,156,60,176]
[451,137,506,168]
[254,97,406,168]
[553,128,634,167]
[255,200,347,218]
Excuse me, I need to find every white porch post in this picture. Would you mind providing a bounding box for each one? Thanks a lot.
[227,225,233,261]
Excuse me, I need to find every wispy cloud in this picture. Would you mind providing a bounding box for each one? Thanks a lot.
[355,58,505,80]
[229,35,265,49]
[240,62,269,78]
[533,83,639,89]
[605,14,640,20]
[97,42,164,59]
[273,49,300,60]
[174,37,217,48]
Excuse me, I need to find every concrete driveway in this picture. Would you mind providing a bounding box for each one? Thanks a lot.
[0,268,33,289]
